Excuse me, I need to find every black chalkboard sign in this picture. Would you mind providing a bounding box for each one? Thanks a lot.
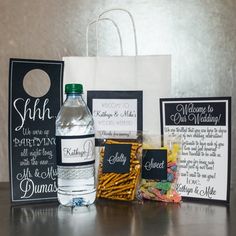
[9,59,64,203]
[102,144,131,173]
[160,97,231,203]
[142,149,167,180]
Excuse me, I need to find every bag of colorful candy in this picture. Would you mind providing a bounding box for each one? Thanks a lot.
[139,135,182,203]
[96,131,142,201]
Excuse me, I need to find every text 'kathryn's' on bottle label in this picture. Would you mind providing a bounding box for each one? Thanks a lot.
[56,134,95,166]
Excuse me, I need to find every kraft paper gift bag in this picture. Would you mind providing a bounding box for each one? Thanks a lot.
[63,8,171,135]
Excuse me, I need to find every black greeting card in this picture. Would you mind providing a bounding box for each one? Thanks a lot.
[160,97,231,203]
[9,58,64,203]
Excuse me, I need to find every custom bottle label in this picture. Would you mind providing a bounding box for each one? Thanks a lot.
[56,134,95,166]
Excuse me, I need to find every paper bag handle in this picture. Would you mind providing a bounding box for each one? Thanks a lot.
[96,8,138,56]
[86,17,123,56]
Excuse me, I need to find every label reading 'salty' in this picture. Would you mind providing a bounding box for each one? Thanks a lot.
[142,149,167,180]
[103,144,131,173]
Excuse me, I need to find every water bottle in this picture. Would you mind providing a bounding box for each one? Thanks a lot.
[56,83,96,206]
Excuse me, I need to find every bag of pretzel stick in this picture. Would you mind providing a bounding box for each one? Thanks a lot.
[96,131,142,201]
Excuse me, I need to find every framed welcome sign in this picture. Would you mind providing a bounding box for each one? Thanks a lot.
[9,58,64,203]
[160,97,231,203]
[87,90,143,144]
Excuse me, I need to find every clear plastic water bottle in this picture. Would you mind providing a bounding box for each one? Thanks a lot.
[56,83,96,206]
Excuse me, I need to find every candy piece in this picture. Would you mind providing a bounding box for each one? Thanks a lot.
[161,189,167,195]
[142,192,152,200]
[151,188,166,200]
[172,191,182,203]
[141,179,147,185]
[171,165,177,171]
[173,143,180,153]
[168,162,177,167]
[156,182,163,189]
[168,153,176,163]
[145,189,157,198]
[163,182,171,191]
[166,189,173,198]
[145,181,157,188]
[151,188,161,197]
[167,173,174,182]
[156,182,171,191]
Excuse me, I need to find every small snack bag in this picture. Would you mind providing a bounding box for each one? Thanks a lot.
[96,132,142,201]
[140,135,182,203]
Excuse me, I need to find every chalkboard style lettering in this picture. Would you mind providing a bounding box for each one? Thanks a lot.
[9,59,64,203]
[13,98,54,131]
[142,149,167,180]
[103,144,131,173]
